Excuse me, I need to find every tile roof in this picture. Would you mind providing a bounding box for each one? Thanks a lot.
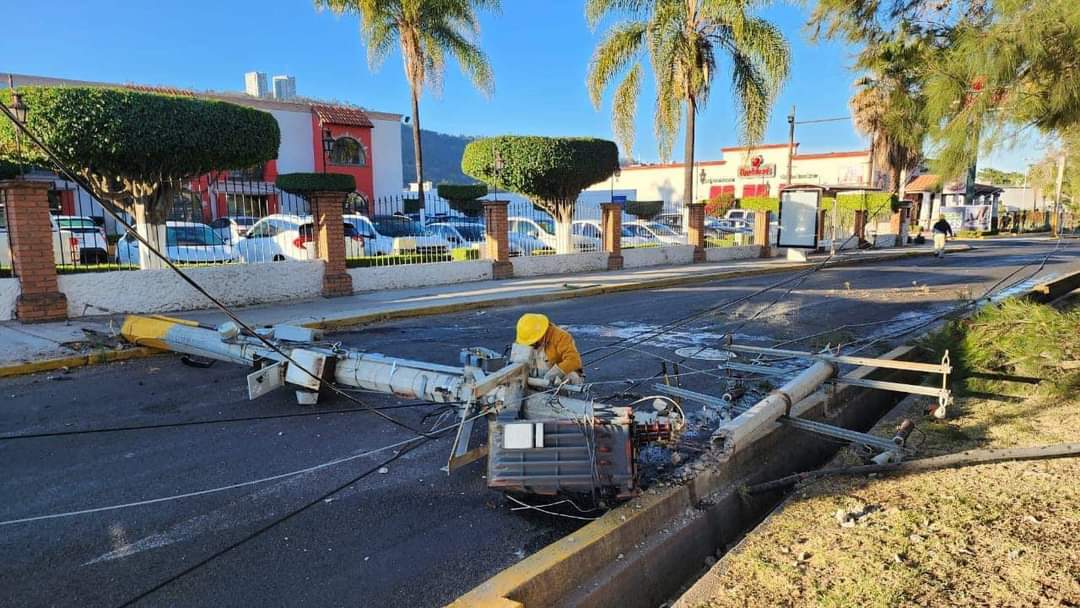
[906,174,942,192]
[311,104,373,128]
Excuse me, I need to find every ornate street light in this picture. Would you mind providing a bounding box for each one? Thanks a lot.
[321,129,335,173]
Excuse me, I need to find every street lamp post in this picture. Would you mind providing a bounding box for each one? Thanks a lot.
[321,129,334,174]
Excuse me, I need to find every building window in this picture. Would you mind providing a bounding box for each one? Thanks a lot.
[225,194,269,217]
[234,163,266,181]
[169,190,205,222]
[330,137,367,167]
[741,184,770,198]
[345,191,369,213]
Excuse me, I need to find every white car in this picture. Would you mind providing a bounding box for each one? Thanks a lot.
[117,221,240,265]
[53,215,109,264]
[237,214,365,262]
[627,220,687,245]
[571,219,647,249]
[209,216,259,244]
[0,226,74,268]
[427,221,549,257]
[724,209,751,222]
[344,214,451,256]
[511,216,598,252]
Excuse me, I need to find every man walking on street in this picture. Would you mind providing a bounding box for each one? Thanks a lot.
[932,215,953,258]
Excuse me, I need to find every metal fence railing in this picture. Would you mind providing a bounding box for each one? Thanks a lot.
[3,172,750,274]
[0,189,11,277]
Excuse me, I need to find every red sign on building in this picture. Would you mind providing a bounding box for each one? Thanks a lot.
[738,156,776,178]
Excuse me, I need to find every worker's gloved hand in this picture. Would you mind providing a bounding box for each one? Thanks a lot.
[565,371,584,385]
[543,366,565,384]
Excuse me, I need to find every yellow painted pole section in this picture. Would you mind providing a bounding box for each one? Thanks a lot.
[120,315,196,350]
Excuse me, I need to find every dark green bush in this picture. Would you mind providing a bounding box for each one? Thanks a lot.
[403,198,421,214]
[347,253,453,267]
[275,172,356,195]
[461,136,618,219]
[437,183,488,217]
[625,200,664,219]
[836,192,899,214]
[0,86,279,178]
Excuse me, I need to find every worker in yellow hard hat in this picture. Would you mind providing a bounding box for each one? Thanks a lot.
[516,313,584,385]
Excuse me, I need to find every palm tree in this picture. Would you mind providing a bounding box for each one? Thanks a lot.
[317,0,498,210]
[586,0,789,209]
[849,36,926,198]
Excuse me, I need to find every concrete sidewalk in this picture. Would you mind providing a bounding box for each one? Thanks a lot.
[0,243,964,374]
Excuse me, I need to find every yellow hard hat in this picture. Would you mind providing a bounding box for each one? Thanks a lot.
[516,313,550,345]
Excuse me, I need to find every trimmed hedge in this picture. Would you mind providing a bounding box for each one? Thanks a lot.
[403,198,421,214]
[625,200,664,219]
[836,192,899,213]
[347,253,454,267]
[275,172,356,195]
[740,196,779,212]
[0,159,18,180]
[461,136,619,212]
[437,183,488,217]
[0,86,279,179]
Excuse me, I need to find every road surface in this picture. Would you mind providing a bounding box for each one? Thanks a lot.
[1,238,1076,607]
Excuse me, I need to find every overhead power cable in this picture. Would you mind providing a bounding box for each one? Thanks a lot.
[0,100,433,440]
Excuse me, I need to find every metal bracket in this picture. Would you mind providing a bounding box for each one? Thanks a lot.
[247,362,285,400]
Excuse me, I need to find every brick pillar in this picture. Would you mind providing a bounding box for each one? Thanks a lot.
[600,203,623,270]
[2,180,68,322]
[686,202,706,263]
[482,200,513,279]
[853,209,868,245]
[309,191,353,297]
[889,210,906,247]
[753,210,772,258]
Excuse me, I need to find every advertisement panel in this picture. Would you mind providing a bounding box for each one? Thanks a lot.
[778,189,821,248]
[940,205,992,232]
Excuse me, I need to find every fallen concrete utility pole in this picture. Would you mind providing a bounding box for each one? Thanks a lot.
[654,384,914,462]
[745,442,1080,494]
[121,315,685,500]
[710,360,837,456]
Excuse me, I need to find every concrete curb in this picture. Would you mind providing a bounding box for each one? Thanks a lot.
[0,346,161,379]
[0,246,969,379]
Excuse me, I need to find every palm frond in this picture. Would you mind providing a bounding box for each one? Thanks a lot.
[587,21,648,108]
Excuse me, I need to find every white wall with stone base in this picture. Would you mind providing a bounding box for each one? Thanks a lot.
[511,252,609,277]
[622,245,696,268]
[348,260,493,292]
[59,261,325,316]
[704,245,762,263]
[0,278,18,320]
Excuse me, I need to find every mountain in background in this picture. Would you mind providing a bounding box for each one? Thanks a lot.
[401,125,477,186]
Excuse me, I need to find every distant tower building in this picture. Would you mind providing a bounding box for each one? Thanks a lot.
[272,75,297,101]
[244,71,269,98]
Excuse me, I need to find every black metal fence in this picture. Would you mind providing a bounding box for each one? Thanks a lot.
[2,172,716,274]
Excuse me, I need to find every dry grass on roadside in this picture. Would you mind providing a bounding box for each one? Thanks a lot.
[696,301,1080,608]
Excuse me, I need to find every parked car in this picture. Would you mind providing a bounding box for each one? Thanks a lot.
[724,209,751,222]
[0,226,75,268]
[627,220,687,245]
[236,214,364,262]
[707,218,754,234]
[53,215,109,263]
[428,221,549,257]
[654,212,730,240]
[571,219,647,249]
[511,216,598,252]
[117,221,240,265]
[344,214,451,256]
[209,216,259,244]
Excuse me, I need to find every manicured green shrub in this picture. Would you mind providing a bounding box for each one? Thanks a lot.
[462,136,619,253]
[836,192,899,214]
[740,196,779,212]
[403,198,421,214]
[347,253,454,267]
[0,159,18,180]
[450,247,481,261]
[625,200,664,219]
[437,183,488,217]
[275,172,356,195]
[0,86,279,223]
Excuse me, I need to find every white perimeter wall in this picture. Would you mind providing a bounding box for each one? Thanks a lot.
[622,245,696,268]
[371,118,404,200]
[0,278,18,321]
[511,252,609,277]
[704,245,762,262]
[269,108,316,174]
[348,260,492,292]
[59,261,324,316]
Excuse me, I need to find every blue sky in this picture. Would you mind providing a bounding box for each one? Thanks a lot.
[1,0,1038,170]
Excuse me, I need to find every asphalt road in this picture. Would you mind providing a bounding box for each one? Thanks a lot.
[1,238,1077,608]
